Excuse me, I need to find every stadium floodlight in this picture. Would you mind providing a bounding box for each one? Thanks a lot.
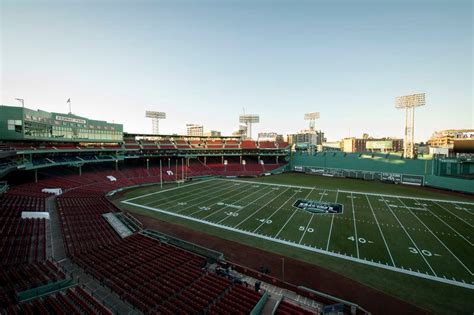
[15,98,25,108]
[145,111,166,135]
[304,112,320,131]
[239,114,260,139]
[395,93,426,159]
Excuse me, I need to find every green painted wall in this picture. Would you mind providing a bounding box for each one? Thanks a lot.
[290,152,432,175]
[0,105,123,142]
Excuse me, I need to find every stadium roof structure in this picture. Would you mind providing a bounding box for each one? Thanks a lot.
[124,132,240,139]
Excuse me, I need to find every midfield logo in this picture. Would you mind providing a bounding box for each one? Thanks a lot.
[293,199,343,214]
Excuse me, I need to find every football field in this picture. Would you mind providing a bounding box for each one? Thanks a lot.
[121,178,474,289]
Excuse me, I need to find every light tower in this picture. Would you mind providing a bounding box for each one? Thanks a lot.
[304,112,320,132]
[395,93,426,159]
[15,98,25,107]
[239,114,260,139]
[145,111,166,135]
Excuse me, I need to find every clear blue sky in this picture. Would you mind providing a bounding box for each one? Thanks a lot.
[1,0,472,141]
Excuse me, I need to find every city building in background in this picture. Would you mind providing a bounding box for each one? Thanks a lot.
[287,130,326,152]
[203,130,221,137]
[258,132,284,142]
[320,141,342,152]
[342,135,403,153]
[427,129,474,156]
[232,125,248,139]
[186,124,204,137]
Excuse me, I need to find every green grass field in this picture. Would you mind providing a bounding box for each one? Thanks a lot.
[115,173,474,314]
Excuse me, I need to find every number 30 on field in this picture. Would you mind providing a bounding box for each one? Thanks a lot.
[299,226,314,232]
[408,247,432,256]
[347,236,366,243]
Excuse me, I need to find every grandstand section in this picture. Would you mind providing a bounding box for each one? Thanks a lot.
[0,105,472,315]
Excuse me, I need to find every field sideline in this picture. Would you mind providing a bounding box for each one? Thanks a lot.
[121,177,474,289]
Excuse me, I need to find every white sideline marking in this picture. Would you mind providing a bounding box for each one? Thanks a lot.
[123,178,215,202]
[274,187,315,238]
[366,195,396,267]
[350,192,360,259]
[381,197,438,277]
[326,191,338,251]
[399,198,473,276]
[122,200,474,290]
[220,178,474,205]
[434,202,474,228]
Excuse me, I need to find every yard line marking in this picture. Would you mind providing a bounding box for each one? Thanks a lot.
[146,180,237,211]
[326,190,338,251]
[434,202,474,228]
[298,190,326,245]
[214,188,279,224]
[252,191,300,233]
[298,215,314,244]
[351,192,360,259]
[234,188,291,229]
[123,178,216,202]
[399,198,473,276]
[381,197,438,277]
[420,201,473,247]
[199,184,269,219]
[172,181,252,213]
[123,200,474,289]
[141,181,235,212]
[141,180,225,206]
[450,202,474,215]
[366,195,396,267]
[274,187,316,238]
[222,178,474,205]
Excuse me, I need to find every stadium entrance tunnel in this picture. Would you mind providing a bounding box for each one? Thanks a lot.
[293,199,343,214]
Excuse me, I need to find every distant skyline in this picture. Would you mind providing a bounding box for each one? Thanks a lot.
[1,0,472,141]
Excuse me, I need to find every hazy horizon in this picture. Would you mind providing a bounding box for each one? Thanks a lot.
[1,0,472,141]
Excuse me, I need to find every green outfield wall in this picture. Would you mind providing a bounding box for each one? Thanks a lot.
[290,152,474,194]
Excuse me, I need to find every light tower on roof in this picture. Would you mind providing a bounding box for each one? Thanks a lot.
[395,93,426,159]
[145,111,166,135]
[304,112,320,132]
[239,114,260,139]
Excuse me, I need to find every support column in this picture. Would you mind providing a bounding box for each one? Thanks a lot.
[79,166,82,176]
[34,169,38,183]
[175,159,178,182]
[182,158,185,181]
[204,156,207,165]
[160,159,163,189]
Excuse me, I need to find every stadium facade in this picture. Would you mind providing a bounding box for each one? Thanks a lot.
[0,104,472,193]
[0,104,472,314]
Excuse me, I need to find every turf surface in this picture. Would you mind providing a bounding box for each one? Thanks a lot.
[114,173,474,314]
